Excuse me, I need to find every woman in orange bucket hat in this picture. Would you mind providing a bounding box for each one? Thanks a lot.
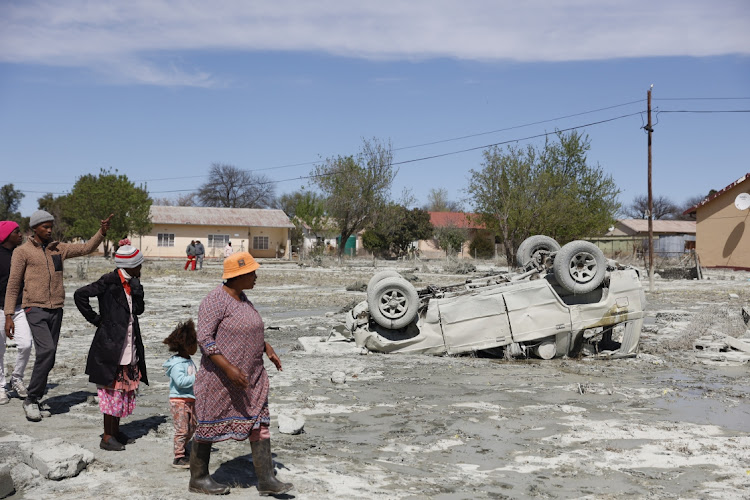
[188,252,292,496]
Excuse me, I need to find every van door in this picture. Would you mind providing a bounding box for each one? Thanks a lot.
[502,280,571,342]
[437,288,512,355]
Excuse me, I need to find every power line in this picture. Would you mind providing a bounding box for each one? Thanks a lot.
[657,109,750,113]
[148,110,644,193]
[392,99,645,151]
[654,97,750,101]
[15,97,644,188]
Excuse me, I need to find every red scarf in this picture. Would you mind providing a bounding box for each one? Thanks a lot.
[117,269,131,296]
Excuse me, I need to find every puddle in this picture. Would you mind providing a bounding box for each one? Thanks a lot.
[653,368,750,432]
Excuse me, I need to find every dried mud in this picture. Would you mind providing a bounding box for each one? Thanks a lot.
[1,259,749,499]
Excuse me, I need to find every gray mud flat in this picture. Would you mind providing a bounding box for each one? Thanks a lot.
[1,260,749,499]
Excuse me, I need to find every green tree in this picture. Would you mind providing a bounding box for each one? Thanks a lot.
[362,205,433,258]
[65,168,153,257]
[469,234,495,259]
[280,189,329,255]
[433,224,469,257]
[468,131,620,263]
[311,138,396,257]
[0,184,25,223]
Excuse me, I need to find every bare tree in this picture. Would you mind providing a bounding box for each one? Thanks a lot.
[311,138,396,257]
[197,163,276,208]
[423,187,462,212]
[623,194,679,219]
[675,193,710,220]
[152,192,197,206]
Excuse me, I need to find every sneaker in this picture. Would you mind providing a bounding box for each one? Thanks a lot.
[0,389,8,405]
[100,436,125,451]
[23,399,42,421]
[10,378,27,398]
[172,456,190,469]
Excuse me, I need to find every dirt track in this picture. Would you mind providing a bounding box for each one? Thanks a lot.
[1,258,749,499]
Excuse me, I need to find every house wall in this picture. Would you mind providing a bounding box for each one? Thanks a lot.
[695,178,750,269]
[135,224,289,259]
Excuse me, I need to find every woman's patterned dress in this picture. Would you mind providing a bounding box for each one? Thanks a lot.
[194,285,270,442]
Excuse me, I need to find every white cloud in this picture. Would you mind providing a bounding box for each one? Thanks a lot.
[0,0,747,86]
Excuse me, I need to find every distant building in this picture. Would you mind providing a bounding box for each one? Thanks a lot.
[294,216,340,255]
[683,173,750,269]
[594,219,696,257]
[132,206,294,260]
[418,212,490,259]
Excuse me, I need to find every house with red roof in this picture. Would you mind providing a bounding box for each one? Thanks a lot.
[418,212,493,259]
[683,173,750,269]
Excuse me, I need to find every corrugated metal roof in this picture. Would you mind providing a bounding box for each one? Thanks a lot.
[150,206,295,228]
[429,212,485,229]
[683,173,750,215]
[617,219,696,234]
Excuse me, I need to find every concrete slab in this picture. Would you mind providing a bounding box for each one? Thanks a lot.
[19,438,94,480]
[296,336,362,355]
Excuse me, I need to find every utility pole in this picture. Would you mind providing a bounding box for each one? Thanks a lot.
[647,86,654,292]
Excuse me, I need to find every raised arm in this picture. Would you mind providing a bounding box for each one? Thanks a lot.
[62,214,112,259]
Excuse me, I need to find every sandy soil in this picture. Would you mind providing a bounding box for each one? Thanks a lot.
[1,258,749,499]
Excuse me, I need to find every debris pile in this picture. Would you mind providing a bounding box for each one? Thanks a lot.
[693,306,750,364]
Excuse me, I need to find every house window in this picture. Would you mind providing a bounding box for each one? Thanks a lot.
[208,234,229,249]
[253,236,269,250]
[157,233,175,247]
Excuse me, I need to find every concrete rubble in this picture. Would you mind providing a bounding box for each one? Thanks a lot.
[278,414,306,435]
[0,465,13,499]
[19,438,94,480]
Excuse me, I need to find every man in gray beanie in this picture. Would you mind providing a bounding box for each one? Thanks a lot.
[4,210,113,422]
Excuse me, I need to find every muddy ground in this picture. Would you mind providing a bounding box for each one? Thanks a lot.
[1,258,749,499]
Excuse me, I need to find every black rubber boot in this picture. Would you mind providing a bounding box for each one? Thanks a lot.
[250,439,293,496]
[188,441,230,495]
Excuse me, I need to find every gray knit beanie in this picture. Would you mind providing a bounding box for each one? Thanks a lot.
[30,210,55,228]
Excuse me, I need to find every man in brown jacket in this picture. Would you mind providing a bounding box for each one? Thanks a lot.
[4,210,112,421]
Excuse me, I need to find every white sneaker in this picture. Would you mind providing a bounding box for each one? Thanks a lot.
[23,400,42,421]
[0,389,8,405]
[11,378,27,398]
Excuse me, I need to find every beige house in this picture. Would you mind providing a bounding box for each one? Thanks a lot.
[684,173,750,269]
[132,206,294,260]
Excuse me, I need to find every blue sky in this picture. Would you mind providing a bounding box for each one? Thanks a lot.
[1,0,748,217]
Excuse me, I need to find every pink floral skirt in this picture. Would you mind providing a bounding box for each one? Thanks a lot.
[97,364,140,418]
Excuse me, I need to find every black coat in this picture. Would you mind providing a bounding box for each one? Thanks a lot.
[74,270,149,387]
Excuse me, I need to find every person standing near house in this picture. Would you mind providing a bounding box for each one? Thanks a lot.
[223,241,232,259]
[0,221,32,404]
[4,210,112,422]
[194,240,205,270]
[185,240,196,271]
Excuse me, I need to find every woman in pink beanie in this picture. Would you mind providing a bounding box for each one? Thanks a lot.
[0,221,33,404]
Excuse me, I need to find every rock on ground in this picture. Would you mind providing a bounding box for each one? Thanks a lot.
[278,414,306,435]
[19,438,94,480]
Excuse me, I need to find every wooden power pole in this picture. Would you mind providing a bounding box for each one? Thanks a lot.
[647,86,654,292]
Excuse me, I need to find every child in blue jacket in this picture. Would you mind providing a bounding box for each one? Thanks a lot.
[163,319,198,468]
